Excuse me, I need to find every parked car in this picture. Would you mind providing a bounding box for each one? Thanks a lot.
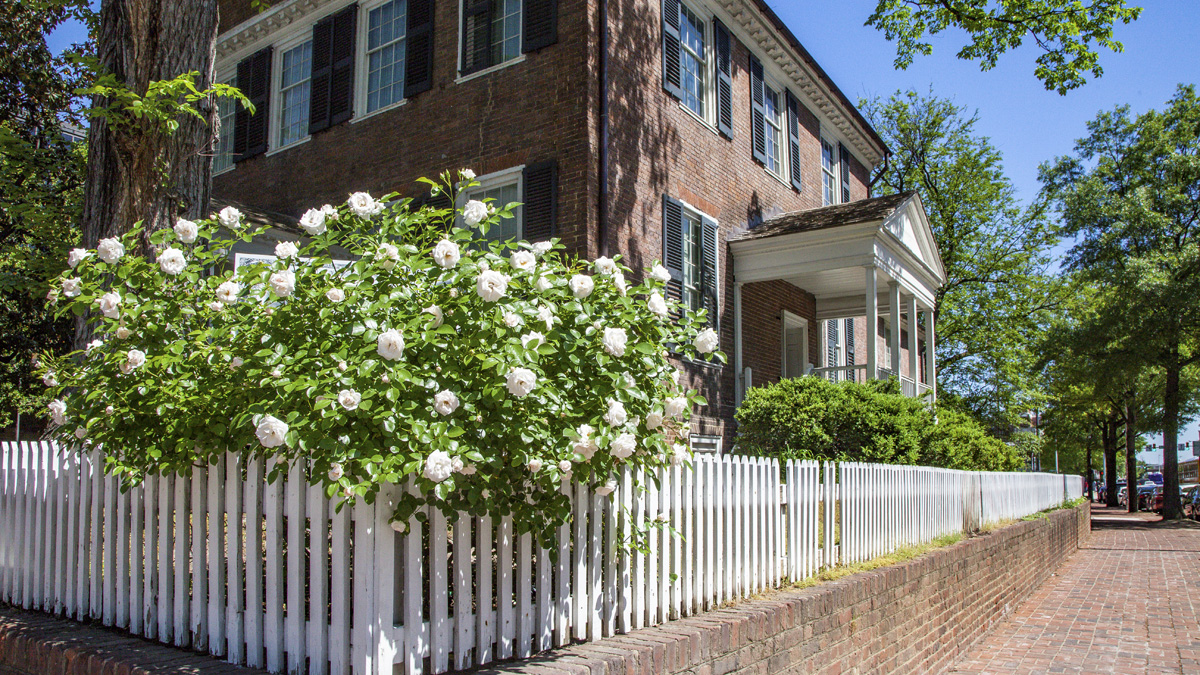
[1186,486,1200,521]
[1137,484,1158,511]
[1118,486,1128,507]
[1148,486,1164,513]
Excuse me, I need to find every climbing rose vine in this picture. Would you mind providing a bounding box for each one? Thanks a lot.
[41,171,723,542]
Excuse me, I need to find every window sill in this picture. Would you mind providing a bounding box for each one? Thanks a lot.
[455,55,527,85]
[677,102,719,136]
[762,165,791,191]
[351,98,408,125]
[213,163,236,177]
[265,135,311,158]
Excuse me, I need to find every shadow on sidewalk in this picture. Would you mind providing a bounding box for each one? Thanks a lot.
[1088,502,1200,531]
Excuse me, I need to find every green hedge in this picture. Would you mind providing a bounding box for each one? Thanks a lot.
[734,377,1023,471]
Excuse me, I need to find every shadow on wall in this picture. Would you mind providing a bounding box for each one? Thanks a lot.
[607,0,682,273]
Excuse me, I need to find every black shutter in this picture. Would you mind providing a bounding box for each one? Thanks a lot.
[713,18,733,139]
[661,0,682,99]
[701,216,719,331]
[786,90,803,191]
[234,46,272,162]
[461,0,494,75]
[839,143,852,203]
[662,195,684,313]
[523,0,558,53]
[522,160,557,242]
[749,54,766,165]
[405,0,435,97]
[844,318,855,366]
[826,320,839,377]
[309,4,357,135]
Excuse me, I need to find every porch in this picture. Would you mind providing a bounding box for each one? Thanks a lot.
[729,192,946,403]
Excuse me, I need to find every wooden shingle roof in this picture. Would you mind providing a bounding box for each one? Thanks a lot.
[733,192,916,242]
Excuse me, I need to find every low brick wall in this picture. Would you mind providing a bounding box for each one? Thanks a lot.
[478,502,1091,675]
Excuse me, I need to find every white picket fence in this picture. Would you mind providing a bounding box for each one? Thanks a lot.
[0,441,1082,675]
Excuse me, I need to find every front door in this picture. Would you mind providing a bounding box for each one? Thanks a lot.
[782,311,808,379]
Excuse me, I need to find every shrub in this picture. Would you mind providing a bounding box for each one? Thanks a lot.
[734,376,1022,470]
[39,171,724,543]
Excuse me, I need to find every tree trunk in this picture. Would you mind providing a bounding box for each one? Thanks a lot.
[1125,409,1138,514]
[78,0,219,349]
[1086,440,1094,502]
[1104,417,1118,507]
[1162,363,1184,519]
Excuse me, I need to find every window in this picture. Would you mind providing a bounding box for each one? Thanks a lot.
[277,40,313,148]
[662,195,719,331]
[682,209,703,312]
[821,138,837,206]
[679,3,707,119]
[467,179,522,243]
[461,0,536,76]
[763,84,783,176]
[839,143,852,203]
[490,0,522,65]
[213,74,237,173]
[365,0,407,113]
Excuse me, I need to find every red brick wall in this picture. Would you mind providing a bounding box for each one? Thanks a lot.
[848,316,929,383]
[740,281,817,389]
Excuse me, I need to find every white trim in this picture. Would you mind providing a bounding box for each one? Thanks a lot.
[819,130,839,206]
[460,164,526,238]
[454,54,527,85]
[270,32,315,152]
[760,74,787,182]
[455,0,526,80]
[677,100,719,136]
[690,434,722,455]
[677,0,715,126]
[780,310,808,378]
[212,68,239,175]
[676,198,720,316]
[357,0,409,119]
[349,98,408,124]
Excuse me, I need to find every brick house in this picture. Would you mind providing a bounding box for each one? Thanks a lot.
[209,0,945,451]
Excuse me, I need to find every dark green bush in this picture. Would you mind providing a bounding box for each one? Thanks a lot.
[734,377,1024,471]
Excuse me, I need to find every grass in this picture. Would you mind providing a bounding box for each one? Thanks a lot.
[788,532,964,590]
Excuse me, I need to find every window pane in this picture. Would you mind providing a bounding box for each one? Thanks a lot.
[367,0,407,112]
[278,41,312,148]
[764,86,782,175]
[682,212,702,312]
[822,139,836,205]
[472,181,522,243]
[679,5,706,119]
[213,76,237,172]
[490,0,522,66]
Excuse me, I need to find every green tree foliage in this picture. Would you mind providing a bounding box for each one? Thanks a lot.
[865,0,1142,94]
[734,377,1024,470]
[864,89,1062,435]
[1040,84,1200,518]
[0,0,94,432]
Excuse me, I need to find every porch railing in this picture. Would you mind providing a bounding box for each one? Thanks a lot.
[810,366,932,399]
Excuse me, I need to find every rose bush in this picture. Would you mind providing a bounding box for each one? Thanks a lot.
[40,171,723,543]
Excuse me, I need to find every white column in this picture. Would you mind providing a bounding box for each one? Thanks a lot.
[924,308,937,400]
[864,267,877,380]
[888,282,901,375]
[734,282,744,405]
[907,295,919,389]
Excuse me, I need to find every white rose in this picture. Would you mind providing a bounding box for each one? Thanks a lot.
[460,463,477,475]
[646,411,664,430]
[594,257,616,275]
[230,357,244,369]
[74,426,87,440]
[569,274,594,299]
[48,399,67,425]
[476,270,509,302]
[537,305,554,330]
[595,479,618,496]
[337,389,361,411]
[670,443,688,466]
[255,415,289,448]
[105,405,114,416]
[665,395,688,420]
[574,436,598,460]
[694,327,719,354]
[506,367,537,397]
[423,450,454,483]
[299,208,327,235]
[650,263,672,284]
[325,287,345,303]
[328,463,345,480]
[218,206,243,229]
[433,390,459,416]
[527,458,543,473]
[115,326,131,340]
[347,192,382,218]
[558,459,572,474]
[67,248,91,268]
[423,305,443,327]
[521,332,545,349]
[321,204,338,219]
[432,239,461,269]
[275,241,299,259]
[96,292,122,319]
[209,301,224,312]
[451,457,465,474]
[375,243,400,270]
[271,368,282,378]
[121,349,146,374]
[535,276,552,292]
[532,241,553,257]
[376,328,405,361]
[603,399,627,427]
[462,199,489,227]
[613,271,627,296]
[503,312,523,328]
[216,280,240,304]
[460,168,476,180]
[158,247,186,275]
[45,288,58,303]
[97,238,125,264]
[174,219,198,243]
[647,292,668,318]
[509,250,536,273]
[610,433,636,459]
[43,372,58,387]
[601,327,628,357]
[62,277,82,298]
[269,269,295,298]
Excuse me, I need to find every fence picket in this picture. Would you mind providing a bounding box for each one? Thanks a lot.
[308,478,329,675]
[226,454,243,661]
[285,461,305,670]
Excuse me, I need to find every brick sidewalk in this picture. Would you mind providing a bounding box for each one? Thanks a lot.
[946,505,1200,675]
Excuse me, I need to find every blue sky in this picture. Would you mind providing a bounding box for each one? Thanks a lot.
[46,2,1200,463]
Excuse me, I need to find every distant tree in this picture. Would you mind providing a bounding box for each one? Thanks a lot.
[866,0,1142,94]
[1040,85,1200,518]
[864,89,1063,435]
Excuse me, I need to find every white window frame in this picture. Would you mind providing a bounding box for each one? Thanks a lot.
[455,0,527,84]
[781,310,809,379]
[268,32,315,154]
[356,0,410,121]
[690,434,722,455]
[460,164,525,241]
[677,198,719,318]
[820,133,838,206]
[761,77,786,181]
[677,1,713,126]
[212,69,238,175]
